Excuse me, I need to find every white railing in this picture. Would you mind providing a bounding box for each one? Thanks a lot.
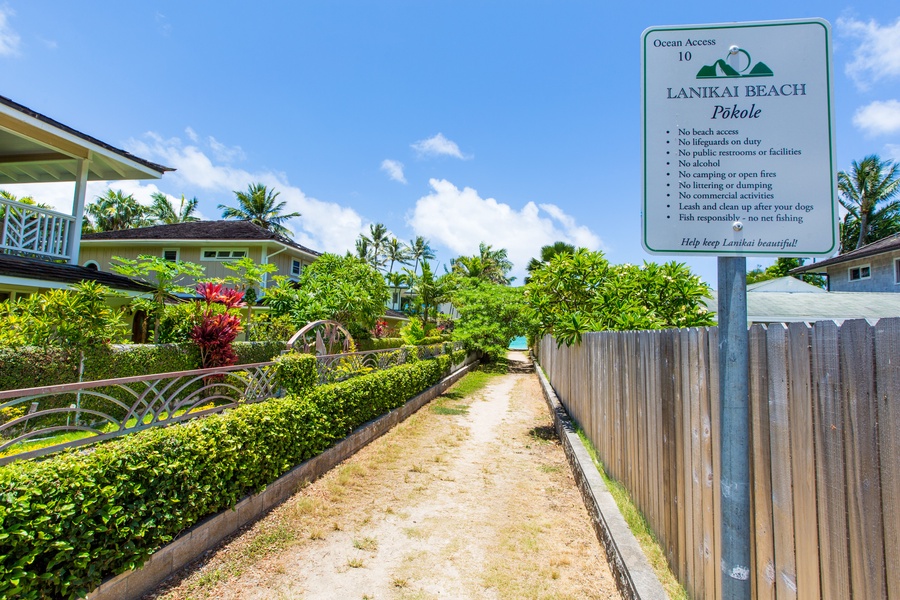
[0,198,74,260]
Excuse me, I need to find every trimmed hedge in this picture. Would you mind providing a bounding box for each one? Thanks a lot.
[0,342,288,392]
[357,335,446,351]
[0,350,465,600]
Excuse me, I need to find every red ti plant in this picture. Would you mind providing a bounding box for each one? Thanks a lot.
[371,319,389,339]
[191,283,246,369]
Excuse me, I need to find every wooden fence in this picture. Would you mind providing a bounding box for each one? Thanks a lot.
[538,318,899,600]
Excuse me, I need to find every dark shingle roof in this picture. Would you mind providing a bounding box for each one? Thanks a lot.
[81,221,320,256]
[791,233,900,274]
[0,94,173,175]
[0,254,155,293]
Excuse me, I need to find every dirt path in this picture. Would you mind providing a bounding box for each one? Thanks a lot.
[149,353,620,600]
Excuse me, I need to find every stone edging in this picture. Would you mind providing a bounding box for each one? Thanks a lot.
[533,358,669,600]
[87,357,478,600]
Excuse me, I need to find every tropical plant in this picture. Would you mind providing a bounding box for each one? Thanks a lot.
[190,282,246,369]
[84,189,153,233]
[110,255,206,340]
[384,237,411,276]
[149,192,200,224]
[408,235,435,276]
[0,190,53,214]
[451,243,514,285]
[222,256,278,325]
[526,241,576,282]
[451,280,530,361]
[405,261,450,327]
[358,222,389,269]
[525,249,714,346]
[399,317,427,345]
[262,254,389,339]
[218,183,301,237]
[838,155,900,252]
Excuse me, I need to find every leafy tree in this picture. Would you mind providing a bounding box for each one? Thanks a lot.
[149,192,200,224]
[838,155,900,252]
[451,280,530,361]
[408,235,435,276]
[0,190,53,214]
[84,189,153,233]
[218,183,301,237]
[111,255,206,340]
[405,261,450,327]
[526,241,575,282]
[450,242,515,285]
[746,257,825,288]
[358,223,389,269]
[263,254,389,340]
[526,249,714,346]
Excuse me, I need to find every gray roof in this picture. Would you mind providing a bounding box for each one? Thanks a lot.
[706,288,900,324]
[791,233,900,274]
[0,253,155,293]
[746,276,826,293]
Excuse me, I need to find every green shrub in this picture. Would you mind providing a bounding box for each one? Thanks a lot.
[400,318,426,345]
[233,341,288,365]
[0,355,463,599]
[274,353,318,396]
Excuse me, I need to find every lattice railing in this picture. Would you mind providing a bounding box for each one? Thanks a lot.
[0,341,465,465]
[0,198,74,260]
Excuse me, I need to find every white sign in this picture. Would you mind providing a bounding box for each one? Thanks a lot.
[641,19,837,256]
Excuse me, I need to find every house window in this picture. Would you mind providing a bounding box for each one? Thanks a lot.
[848,264,871,281]
[83,260,100,271]
[200,248,249,261]
[162,249,179,262]
[291,259,302,277]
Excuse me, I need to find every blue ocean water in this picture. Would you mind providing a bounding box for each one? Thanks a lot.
[508,336,527,350]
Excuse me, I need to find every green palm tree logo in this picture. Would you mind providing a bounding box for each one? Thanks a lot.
[696,47,773,79]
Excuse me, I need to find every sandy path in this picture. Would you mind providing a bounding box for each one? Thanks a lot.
[149,354,620,600]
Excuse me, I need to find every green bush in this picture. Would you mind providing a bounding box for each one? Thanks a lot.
[233,341,288,365]
[0,354,463,599]
[351,335,444,352]
[274,353,318,396]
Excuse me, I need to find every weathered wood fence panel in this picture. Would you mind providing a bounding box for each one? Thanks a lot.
[537,317,900,600]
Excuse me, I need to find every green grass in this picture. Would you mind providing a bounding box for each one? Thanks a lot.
[429,369,500,416]
[575,427,689,600]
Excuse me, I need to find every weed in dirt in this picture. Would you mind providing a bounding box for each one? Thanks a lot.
[431,405,468,415]
[245,525,296,559]
[347,557,365,568]
[441,370,499,402]
[539,464,562,474]
[392,577,410,588]
[332,522,343,531]
[409,463,427,473]
[528,425,557,442]
[309,528,325,540]
[353,536,378,552]
[403,526,426,539]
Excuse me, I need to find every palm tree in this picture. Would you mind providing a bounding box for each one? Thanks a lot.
[526,241,576,275]
[84,189,152,233]
[150,192,200,224]
[838,155,900,252]
[385,237,411,276]
[0,190,53,217]
[218,183,300,237]
[359,223,389,268]
[409,236,436,276]
[477,242,514,284]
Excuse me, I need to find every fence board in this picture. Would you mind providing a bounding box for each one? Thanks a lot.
[875,318,900,600]
[811,320,851,600]
[840,319,886,600]
[749,324,776,600]
[766,324,798,599]
[786,322,820,600]
[539,318,900,600]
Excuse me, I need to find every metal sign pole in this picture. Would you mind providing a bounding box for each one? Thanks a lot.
[717,256,750,598]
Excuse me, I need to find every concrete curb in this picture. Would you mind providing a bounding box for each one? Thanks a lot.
[87,357,478,600]
[533,359,669,600]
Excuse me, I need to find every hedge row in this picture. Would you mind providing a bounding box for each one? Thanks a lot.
[0,350,465,600]
[357,335,446,351]
[0,341,288,392]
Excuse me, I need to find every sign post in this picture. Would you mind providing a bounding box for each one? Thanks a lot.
[641,19,835,598]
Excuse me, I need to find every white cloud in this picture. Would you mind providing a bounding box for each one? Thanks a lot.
[208,136,246,163]
[0,7,21,57]
[125,131,366,254]
[380,159,407,184]
[838,17,900,90]
[184,127,199,142]
[411,133,470,160]
[886,144,900,162]
[408,178,603,281]
[853,100,900,136]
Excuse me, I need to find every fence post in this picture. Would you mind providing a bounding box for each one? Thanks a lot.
[718,257,751,598]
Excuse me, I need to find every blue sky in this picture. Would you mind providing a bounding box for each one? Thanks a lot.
[1,2,898,286]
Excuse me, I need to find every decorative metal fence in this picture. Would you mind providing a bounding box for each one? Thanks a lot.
[0,341,464,465]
